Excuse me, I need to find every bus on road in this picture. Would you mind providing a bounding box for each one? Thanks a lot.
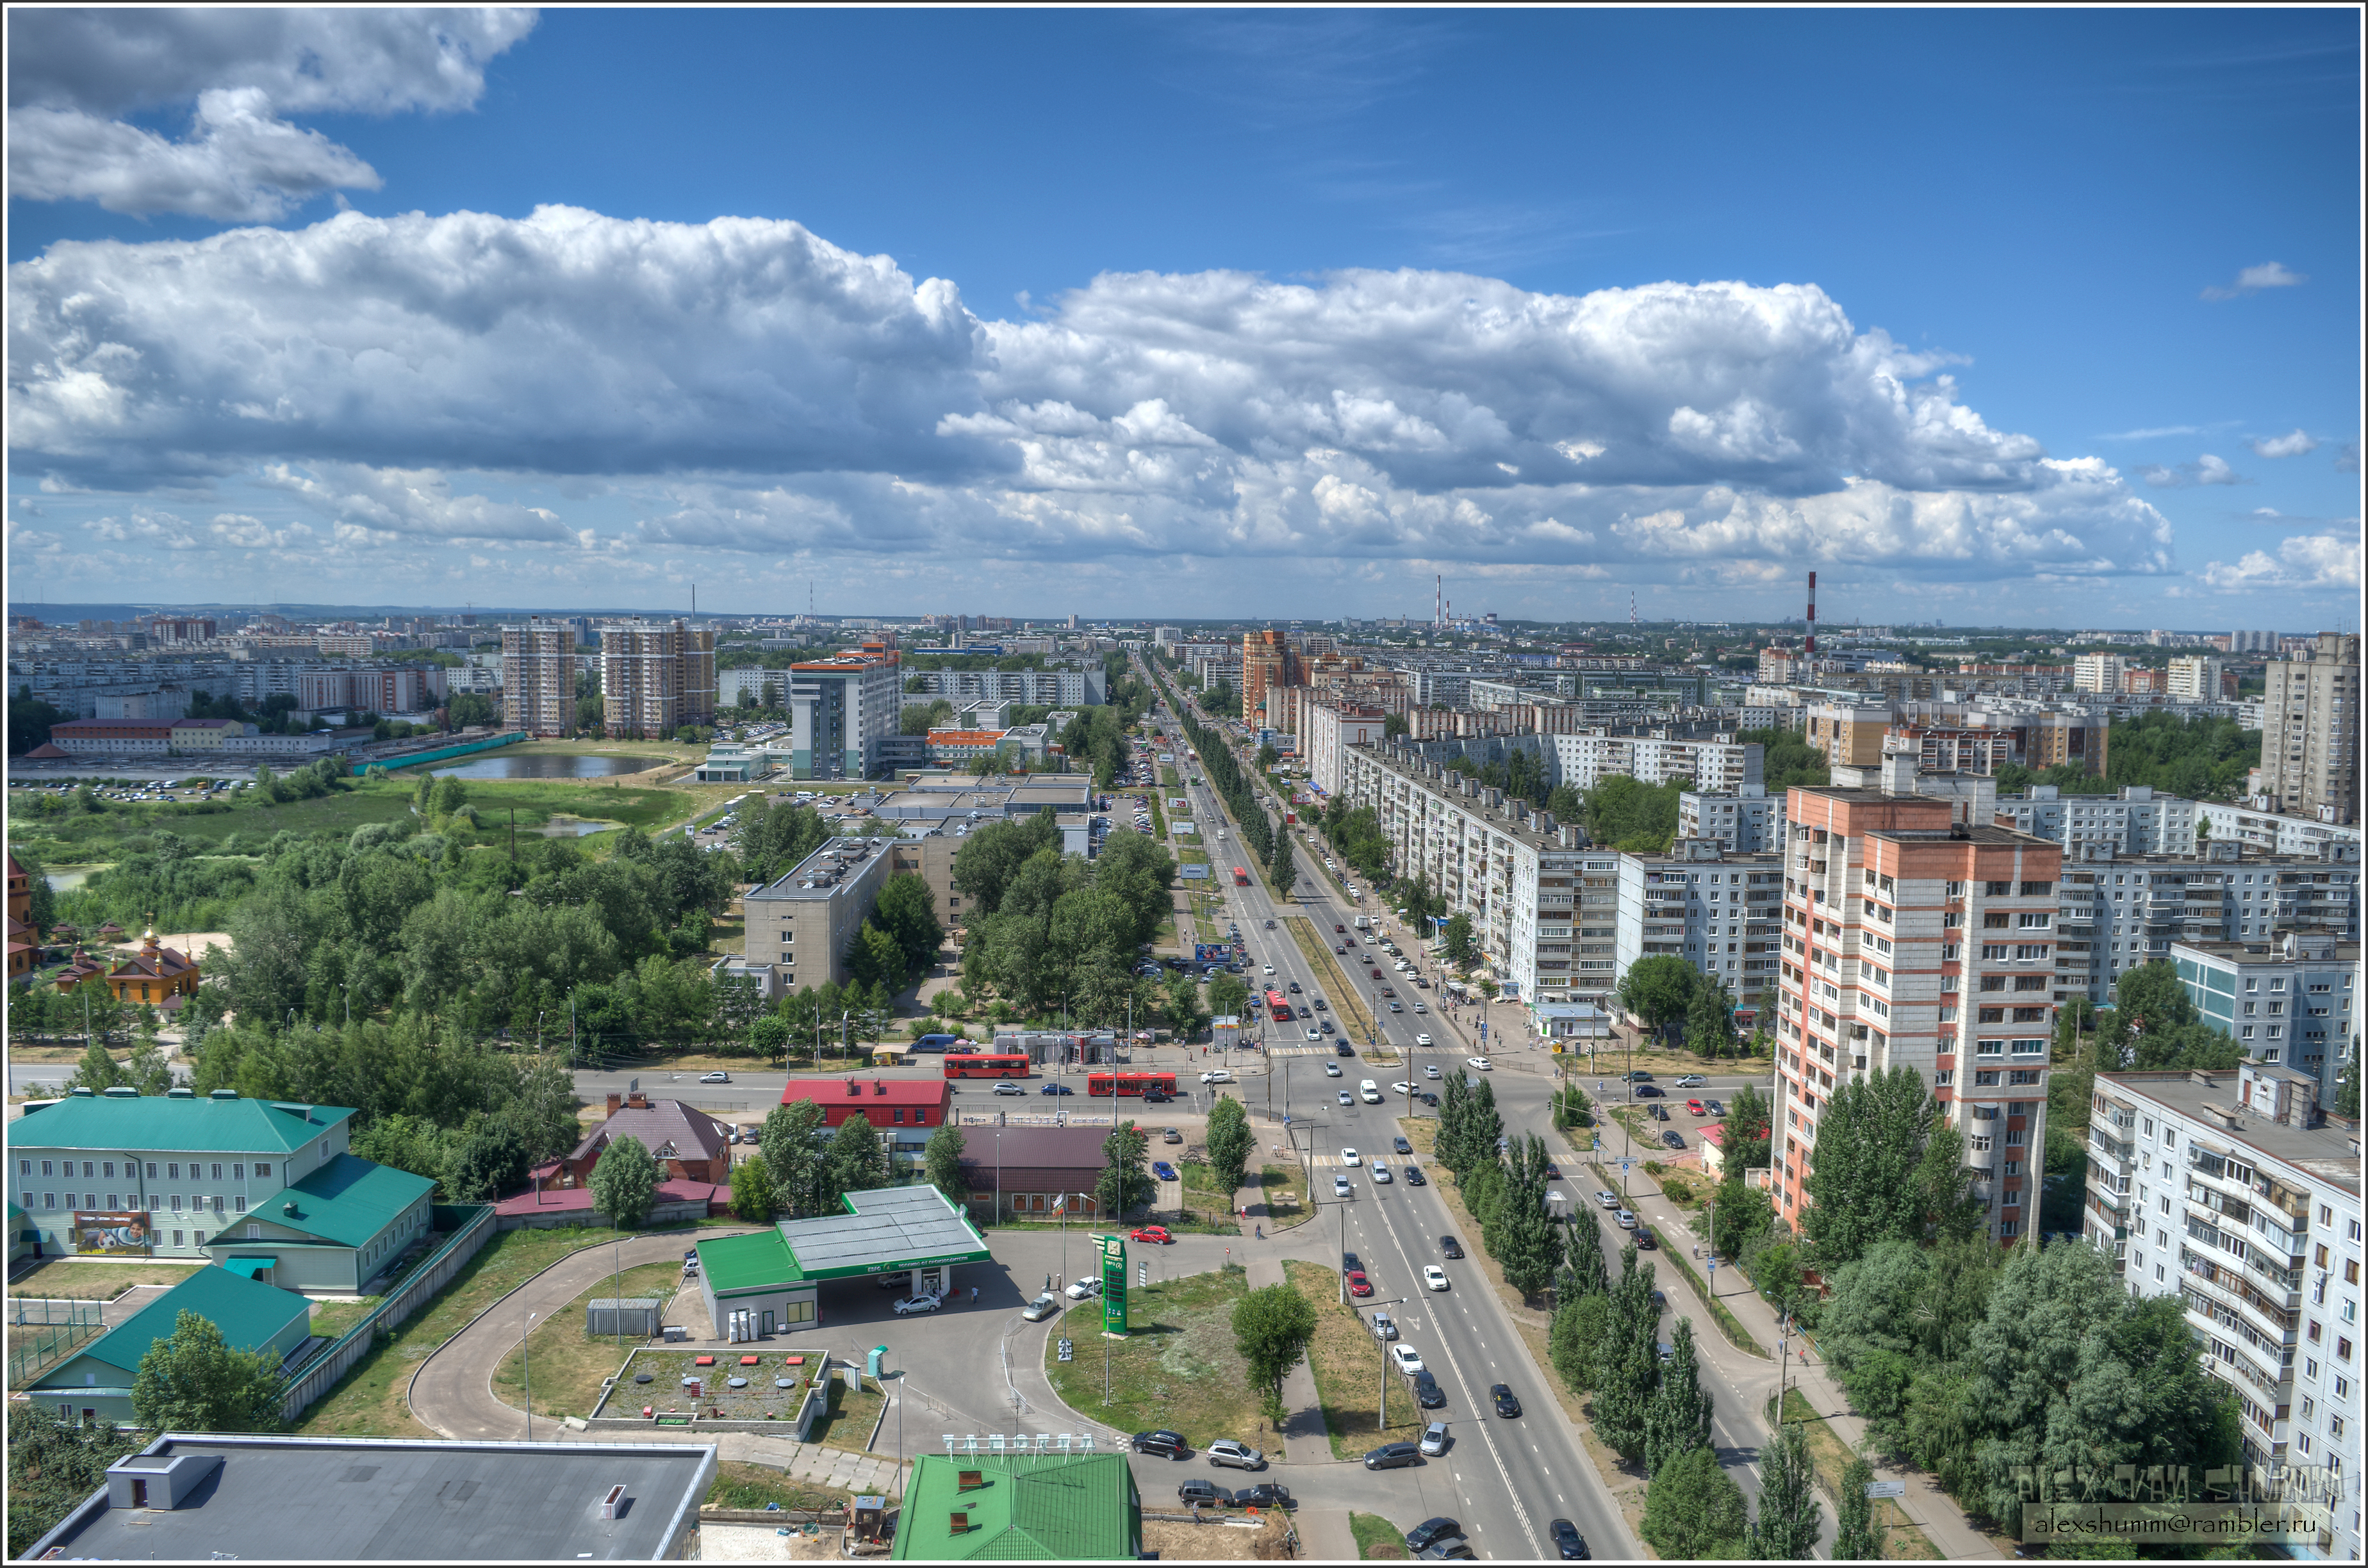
[1232,867,1250,885]
[1264,989,1293,1022]
[1087,1070,1180,1098]
[943,1054,1031,1079]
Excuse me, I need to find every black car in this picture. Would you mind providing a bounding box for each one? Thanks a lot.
[1178,1478,1229,1506]
[1404,1166,1426,1186]
[1336,1042,1355,1058]
[1649,1103,1670,1122]
[1417,1091,1438,1106]
[1634,1084,1664,1098]
[1405,1519,1464,1553]
[1635,1225,1658,1251]
[1235,1483,1295,1511]
[1392,1136,1413,1154]
[1490,1383,1522,1418]
[1143,1091,1173,1104]
[1439,1236,1464,1259]
[1363,1442,1422,1471]
[1342,1250,1363,1273]
[1311,998,1327,1011]
[1661,1130,1685,1150]
[1549,1518,1590,1559]
[1411,1373,1447,1409]
[1131,1429,1188,1458]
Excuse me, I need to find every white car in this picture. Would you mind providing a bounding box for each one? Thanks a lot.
[1324,1063,1343,1077]
[1340,1148,1360,1166]
[1305,1028,1322,1041]
[1424,1266,1450,1292]
[1414,1034,1432,1047]
[1337,1091,1353,1106]
[1065,1277,1102,1300]
[1201,1069,1233,1084]
[1392,1081,1417,1095]
[1262,965,1275,976]
[700,1071,731,1084]
[892,1293,942,1315]
[1371,1161,1392,1184]
[1424,1065,1442,1078]
[1467,1056,1492,1071]
[1333,1174,1353,1198]
[1390,1344,1425,1376]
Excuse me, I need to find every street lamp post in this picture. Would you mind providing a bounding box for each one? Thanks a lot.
[522,1309,539,1441]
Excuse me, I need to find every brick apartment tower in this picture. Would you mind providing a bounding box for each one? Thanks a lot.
[500,616,576,736]
[600,618,718,739]
[1775,760,2065,1246]
[1240,629,1297,728]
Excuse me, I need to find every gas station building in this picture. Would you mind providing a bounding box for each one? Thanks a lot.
[690,1184,990,1337]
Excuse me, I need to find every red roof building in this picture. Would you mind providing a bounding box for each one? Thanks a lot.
[7,851,39,980]
[779,1076,950,1131]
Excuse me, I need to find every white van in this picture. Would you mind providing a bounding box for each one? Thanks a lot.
[1358,1079,1383,1104]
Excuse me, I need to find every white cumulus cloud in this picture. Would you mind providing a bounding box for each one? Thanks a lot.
[2137,453,2244,489]
[2246,429,2319,459]
[2201,261,2307,300]
[2201,532,2362,591]
[6,8,536,220]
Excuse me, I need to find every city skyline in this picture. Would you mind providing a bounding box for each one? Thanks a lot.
[6,8,2360,625]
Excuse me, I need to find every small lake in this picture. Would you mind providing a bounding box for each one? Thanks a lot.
[425,753,662,780]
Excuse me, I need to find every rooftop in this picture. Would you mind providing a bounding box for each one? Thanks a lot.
[13,1091,356,1154]
[745,837,895,901]
[891,1451,1140,1560]
[780,1077,951,1109]
[571,1098,732,1168]
[1351,742,1589,855]
[263,1154,438,1248]
[21,1434,716,1562]
[37,1266,310,1381]
[953,1125,1113,1170]
[2096,1070,2361,1196]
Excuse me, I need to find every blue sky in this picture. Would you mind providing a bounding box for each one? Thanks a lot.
[6,8,2358,626]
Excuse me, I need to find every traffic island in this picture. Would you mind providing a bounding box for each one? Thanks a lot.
[1041,1264,1266,1452]
[1280,917,1378,1043]
[1281,1259,1429,1462]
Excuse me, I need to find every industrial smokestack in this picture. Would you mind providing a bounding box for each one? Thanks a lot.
[1805,570,1816,657]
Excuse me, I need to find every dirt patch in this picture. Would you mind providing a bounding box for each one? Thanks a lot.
[8,1260,202,1300]
[1141,1512,1295,1560]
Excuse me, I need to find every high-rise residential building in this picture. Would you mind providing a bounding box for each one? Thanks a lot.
[500,616,576,736]
[2073,652,2130,693]
[1775,769,2063,1245]
[2083,1061,2359,1545]
[2166,654,2227,701]
[2228,628,2282,653]
[2169,929,2359,1097]
[1240,630,1297,727]
[2260,633,2361,825]
[597,618,716,739]
[1679,786,1788,851]
[787,637,903,780]
[1614,838,1784,1013]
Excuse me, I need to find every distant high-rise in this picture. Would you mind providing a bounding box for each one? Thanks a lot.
[2229,628,2280,653]
[501,617,576,736]
[598,618,716,739]
[2260,633,2360,825]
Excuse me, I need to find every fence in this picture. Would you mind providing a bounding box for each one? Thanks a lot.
[955,1111,1121,1128]
[352,730,527,776]
[277,1202,497,1423]
[6,1297,103,1385]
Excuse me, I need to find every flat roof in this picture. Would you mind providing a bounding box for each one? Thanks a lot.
[2096,1071,2362,1196]
[22,1435,716,1562]
[744,837,894,901]
[780,1185,991,1279]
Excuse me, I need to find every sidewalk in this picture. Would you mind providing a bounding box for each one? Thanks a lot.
[1246,1257,1333,1467]
[1295,1508,1359,1561]
[1600,1126,2000,1560]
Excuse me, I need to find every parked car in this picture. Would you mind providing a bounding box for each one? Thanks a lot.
[892,1293,942,1315]
[1424,1265,1450,1291]
[1438,1235,1463,1259]
[1686,1098,1706,1116]
[1206,1439,1266,1471]
[1363,1442,1423,1471]
[1418,1421,1451,1457]
[1549,1517,1590,1559]
[700,1071,731,1084]
[1022,1293,1060,1321]
[1066,1277,1102,1300]
[1235,1482,1294,1510]
[1636,1225,1659,1250]
[1133,1429,1188,1458]
[1370,1311,1398,1341]
[1410,1372,1447,1409]
[1616,1210,1638,1229]
[1163,1127,1183,1143]
[1151,1161,1180,1182]
[1704,1098,1726,1117]
[1405,1517,1463,1552]
[1649,1103,1670,1120]
[1346,1269,1372,1298]
[1595,1189,1620,1208]
[1490,1383,1522,1418]
[1390,1344,1425,1376]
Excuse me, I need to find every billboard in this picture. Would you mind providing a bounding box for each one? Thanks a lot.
[72,1211,155,1256]
[1180,865,1209,879]
[1098,1233,1129,1335]
[1194,943,1238,965]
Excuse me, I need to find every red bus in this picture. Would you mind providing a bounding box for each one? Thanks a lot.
[943,1054,1031,1079]
[1087,1071,1180,1098]
[1232,867,1249,885]
[1264,989,1293,1023]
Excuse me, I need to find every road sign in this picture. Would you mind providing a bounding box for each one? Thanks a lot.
[1864,1481,1907,1499]
[1057,1338,1074,1362]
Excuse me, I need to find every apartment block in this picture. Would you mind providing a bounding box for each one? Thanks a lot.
[2198,799,2366,858]
[2167,655,2228,701]
[1337,741,1597,1008]
[2083,1063,2360,1556]
[2171,931,2359,1097]
[902,666,1108,706]
[596,618,716,739]
[1679,786,1787,851]
[1613,839,1785,1011]
[1241,629,1295,726]
[1996,784,2199,853]
[499,616,576,736]
[294,666,442,716]
[2260,633,2361,826]
[2055,840,2361,1006]
[1547,730,1763,792]
[2228,629,2282,654]
[787,639,904,780]
[1804,698,1895,767]
[2073,652,2129,693]
[1774,779,2064,1245]
[741,837,900,991]
[1305,701,1392,797]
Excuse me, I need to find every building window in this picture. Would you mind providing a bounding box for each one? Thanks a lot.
[167,1164,180,1180]
[254,1163,269,1180]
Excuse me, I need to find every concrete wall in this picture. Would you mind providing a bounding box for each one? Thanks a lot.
[277,1204,496,1423]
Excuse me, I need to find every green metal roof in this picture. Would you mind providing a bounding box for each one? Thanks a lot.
[222,1256,279,1278]
[696,1230,804,1296]
[891,1453,1140,1560]
[11,1095,354,1154]
[249,1155,434,1248]
[34,1266,310,1382]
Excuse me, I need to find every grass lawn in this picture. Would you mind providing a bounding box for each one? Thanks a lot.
[803,1372,888,1453]
[490,1261,684,1418]
[8,1260,202,1300]
[1349,1510,1410,1559]
[1257,1162,1309,1230]
[1777,1388,1939,1558]
[292,1222,676,1439]
[1281,918,1377,1044]
[1042,1264,1266,1450]
[1282,1259,1428,1461]
[706,1464,857,1512]
[309,1296,386,1344]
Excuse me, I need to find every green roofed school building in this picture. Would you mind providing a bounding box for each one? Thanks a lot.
[27,1264,314,1426]
[691,1184,990,1337]
[7,1086,434,1293]
[891,1451,1142,1560]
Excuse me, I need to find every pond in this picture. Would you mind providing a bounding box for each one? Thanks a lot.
[423,753,662,780]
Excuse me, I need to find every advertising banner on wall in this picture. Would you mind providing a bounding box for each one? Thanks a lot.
[72,1211,154,1256]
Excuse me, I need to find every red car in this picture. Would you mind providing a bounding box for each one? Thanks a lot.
[1336,924,1347,933]
[1686,1099,1706,1117]
[1130,1226,1175,1245]
[1346,1269,1373,1298]
[1370,967,1385,979]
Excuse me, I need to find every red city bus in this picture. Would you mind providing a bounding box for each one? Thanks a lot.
[1087,1071,1180,1097]
[943,1054,1031,1079]
[1232,867,1250,885]
[1264,989,1292,1022]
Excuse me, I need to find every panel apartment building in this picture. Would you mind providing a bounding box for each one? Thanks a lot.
[2260,632,2361,826]
[500,616,575,737]
[2084,1062,2360,1558]
[2171,930,2359,1095]
[1774,764,2066,1245]
[902,666,1107,707]
[1614,839,1785,1017]
[600,618,717,739]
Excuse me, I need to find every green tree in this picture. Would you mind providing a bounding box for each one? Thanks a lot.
[1230,1280,1320,1403]
[1549,1289,1611,1394]
[760,1100,830,1216]
[1752,1420,1824,1559]
[1801,1065,1949,1266]
[844,920,908,995]
[444,1123,529,1202]
[1686,973,1736,1058]
[131,1309,286,1433]
[1640,1444,1749,1558]
[749,1013,791,1065]
[1643,1318,1714,1478]
[1709,1170,1773,1264]
[1723,1081,1773,1170]
[1094,1121,1156,1216]
[828,1114,891,1195]
[873,872,946,976]
[1834,1456,1888,1561]
[63,1039,124,1093]
[1204,1096,1253,1198]
[728,1156,778,1222]
[1269,824,1296,901]
[588,1133,659,1229]
[7,1410,133,1556]
[1593,1240,1659,1464]
[1617,954,1698,1041]
[1497,1134,1565,1298]
[1442,913,1476,967]
[1205,968,1250,1021]
[924,1122,970,1205]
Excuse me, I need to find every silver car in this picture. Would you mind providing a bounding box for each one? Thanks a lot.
[1419,1421,1451,1457]
[1206,1439,1266,1471]
[1022,1293,1060,1322]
